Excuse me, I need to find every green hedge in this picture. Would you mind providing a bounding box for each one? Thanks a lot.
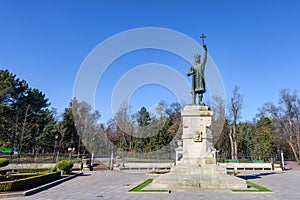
[216,158,226,163]
[0,158,9,167]
[239,158,250,163]
[0,172,61,192]
[56,160,73,174]
[0,169,10,175]
[18,168,50,173]
[49,166,57,172]
[0,173,38,181]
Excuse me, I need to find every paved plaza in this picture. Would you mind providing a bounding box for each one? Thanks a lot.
[6,170,300,200]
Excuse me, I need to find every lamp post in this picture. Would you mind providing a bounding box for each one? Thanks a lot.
[91,137,95,167]
[68,147,75,161]
[53,134,58,162]
[215,150,220,161]
[55,134,59,162]
[68,147,72,161]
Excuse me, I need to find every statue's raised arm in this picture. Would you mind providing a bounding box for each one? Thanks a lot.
[202,44,207,67]
[200,44,207,80]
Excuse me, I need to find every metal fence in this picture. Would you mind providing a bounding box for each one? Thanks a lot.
[0,152,90,164]
[116,151,176,163]
[217,153,280,163]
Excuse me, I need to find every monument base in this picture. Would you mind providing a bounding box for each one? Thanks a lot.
[151,105,247,190]
[151,161,247,190]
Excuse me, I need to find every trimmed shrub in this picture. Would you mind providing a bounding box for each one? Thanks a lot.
[0,158,9,168]
[56,160,73,174]
[0,175,5,181]
[49,166,57,172]
[217,158,226,163]
[0,172,61,191]
[18,168,50,173]
[1,173,38,181]
[0,169,10,175]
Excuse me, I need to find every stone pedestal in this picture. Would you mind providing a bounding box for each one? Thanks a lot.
[151,105,247,190]
[181,105,215,164]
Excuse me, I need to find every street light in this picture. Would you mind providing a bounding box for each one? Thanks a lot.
[68,147,73,160]
[53,134,58,162]
[55,134,59,162]
[68,147,75,161]
[91,137,95,167]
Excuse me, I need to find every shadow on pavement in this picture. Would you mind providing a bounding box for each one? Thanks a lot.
[237,172,275,180]
[79,173,92,176]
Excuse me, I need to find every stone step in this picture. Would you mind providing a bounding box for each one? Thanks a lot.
[152,173,247,189]
[171,164,227,175]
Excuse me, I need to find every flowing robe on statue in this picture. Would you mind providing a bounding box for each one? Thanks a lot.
[187,45,207,104]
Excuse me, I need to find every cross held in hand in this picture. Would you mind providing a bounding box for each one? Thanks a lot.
[200,34,206,45]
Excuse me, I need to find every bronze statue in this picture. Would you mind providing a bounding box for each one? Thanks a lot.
[187,34,207,105]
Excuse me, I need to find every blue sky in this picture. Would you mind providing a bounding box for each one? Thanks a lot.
[1,0,299,123]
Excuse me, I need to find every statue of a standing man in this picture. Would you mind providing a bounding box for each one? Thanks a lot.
[187,34,207,105]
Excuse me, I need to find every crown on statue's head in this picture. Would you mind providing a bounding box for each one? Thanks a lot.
[194,54,201,63]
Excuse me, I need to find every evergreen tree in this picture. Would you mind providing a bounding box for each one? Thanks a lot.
[251,117,276,160]
[0,70,53,156]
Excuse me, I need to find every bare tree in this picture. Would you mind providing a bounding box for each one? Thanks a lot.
[114,101,135,151]
[259,89,300,162]
[228,86,243,160]
[72,98,101,156]
[211,95,226,146]
[16,105,35,157]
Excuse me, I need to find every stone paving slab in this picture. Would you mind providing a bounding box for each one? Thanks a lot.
[5,170,300,200]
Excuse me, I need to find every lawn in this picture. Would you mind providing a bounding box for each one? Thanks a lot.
[129,179,169,193]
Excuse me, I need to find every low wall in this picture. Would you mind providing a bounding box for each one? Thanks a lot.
[219,162,273,170]
[2,163,55,170]
[119,162,174,171]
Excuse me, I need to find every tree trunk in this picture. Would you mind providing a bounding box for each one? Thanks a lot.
[234,139,238,160]
[287,140,300,163]
[229,127,234,160]
[34,146,39,162]
[296,129,300,162]
[18,105,30,160]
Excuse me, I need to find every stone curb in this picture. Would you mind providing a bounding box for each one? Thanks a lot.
[0,172,83,198]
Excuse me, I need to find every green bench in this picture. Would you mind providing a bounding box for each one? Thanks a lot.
[252,160,264,163]
[1,148,12,154]
[226,159,239,163]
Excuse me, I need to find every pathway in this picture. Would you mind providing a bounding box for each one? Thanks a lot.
[284,161,300,171]
[6,170,300,200]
